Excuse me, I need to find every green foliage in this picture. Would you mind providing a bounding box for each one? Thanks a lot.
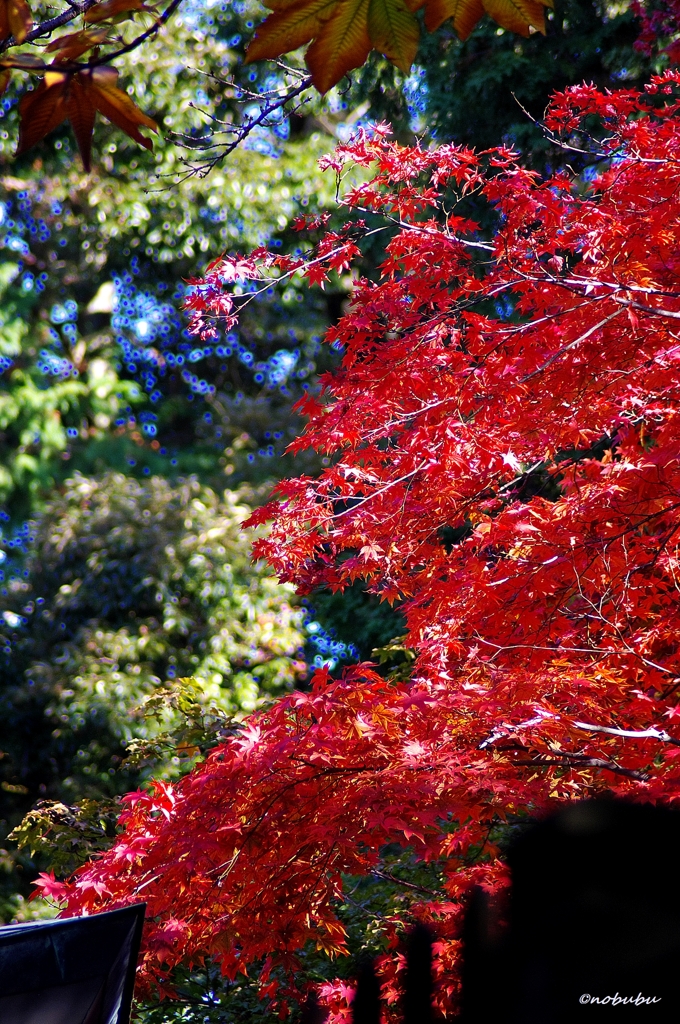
[9,798,121,877]
[0,471,305,815]
[7,674,239,878]
[417,0,656,163]
[0,0,344,526]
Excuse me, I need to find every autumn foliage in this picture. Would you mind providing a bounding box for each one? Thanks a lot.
[16,65,157,172]
[43,75,680,1016]
[0,0,163,169]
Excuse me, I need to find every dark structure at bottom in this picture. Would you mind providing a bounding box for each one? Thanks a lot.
[352,801,680,1023]
[0,903,145,1024]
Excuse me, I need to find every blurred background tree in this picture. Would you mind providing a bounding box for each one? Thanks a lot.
[0,10,402,936]
[0,470,306,913]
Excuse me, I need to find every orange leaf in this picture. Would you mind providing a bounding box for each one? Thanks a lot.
[0,0,33,43]
[246,0,552,82]
[424,0,483,36]
[367,0,419,73]
[482,0,548,35]
[245,0,338,64]
[84,0,148,23]
[16,72,69,158]
[305,0,371,93]
[86,66,158,148]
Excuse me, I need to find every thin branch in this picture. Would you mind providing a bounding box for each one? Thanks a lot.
[511,755,649,781]
[88,0,184,66]
[370,869,447,899]
[572,720,680,746]
[166,75,313,181]
[1,0,184,71]
[519,308,625,383]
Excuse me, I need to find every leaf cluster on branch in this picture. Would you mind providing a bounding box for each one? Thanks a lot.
[39,70,680,1018]
[0,0,173,169]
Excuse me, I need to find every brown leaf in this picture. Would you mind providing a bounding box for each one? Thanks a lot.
[482,0,549,35]
[0,53,46,69]
[245,0,337,65]
[0,0,33,43]
[65,74,97,171]
[86,66,158,148]
[424,0,483,37]
[367,0,419,73]
[45,27,110,62]
[0,68,10,96]
[84,0,148,22]
[16,72,69,158]
[305,0,372,92]
[246,0,551,86]
[15,66,157,170]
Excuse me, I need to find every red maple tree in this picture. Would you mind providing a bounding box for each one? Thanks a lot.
[42,72,680,1018]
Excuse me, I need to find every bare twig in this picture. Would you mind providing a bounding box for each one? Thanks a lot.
[165,74,314,182]
[370,869,447,899]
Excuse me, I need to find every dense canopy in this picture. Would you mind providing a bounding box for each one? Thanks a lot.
[38,70,680,1018]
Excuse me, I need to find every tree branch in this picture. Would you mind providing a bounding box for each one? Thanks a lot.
[370,869,447,899]
[164,73,313,181]
[0,0,99,53]
[571,720,680,746]
[88,0,184,67]
[0,0,184,71]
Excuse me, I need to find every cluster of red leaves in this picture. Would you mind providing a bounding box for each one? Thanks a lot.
[46,75,680,1017]
[633,0,680,60]
[184,230,361,340]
